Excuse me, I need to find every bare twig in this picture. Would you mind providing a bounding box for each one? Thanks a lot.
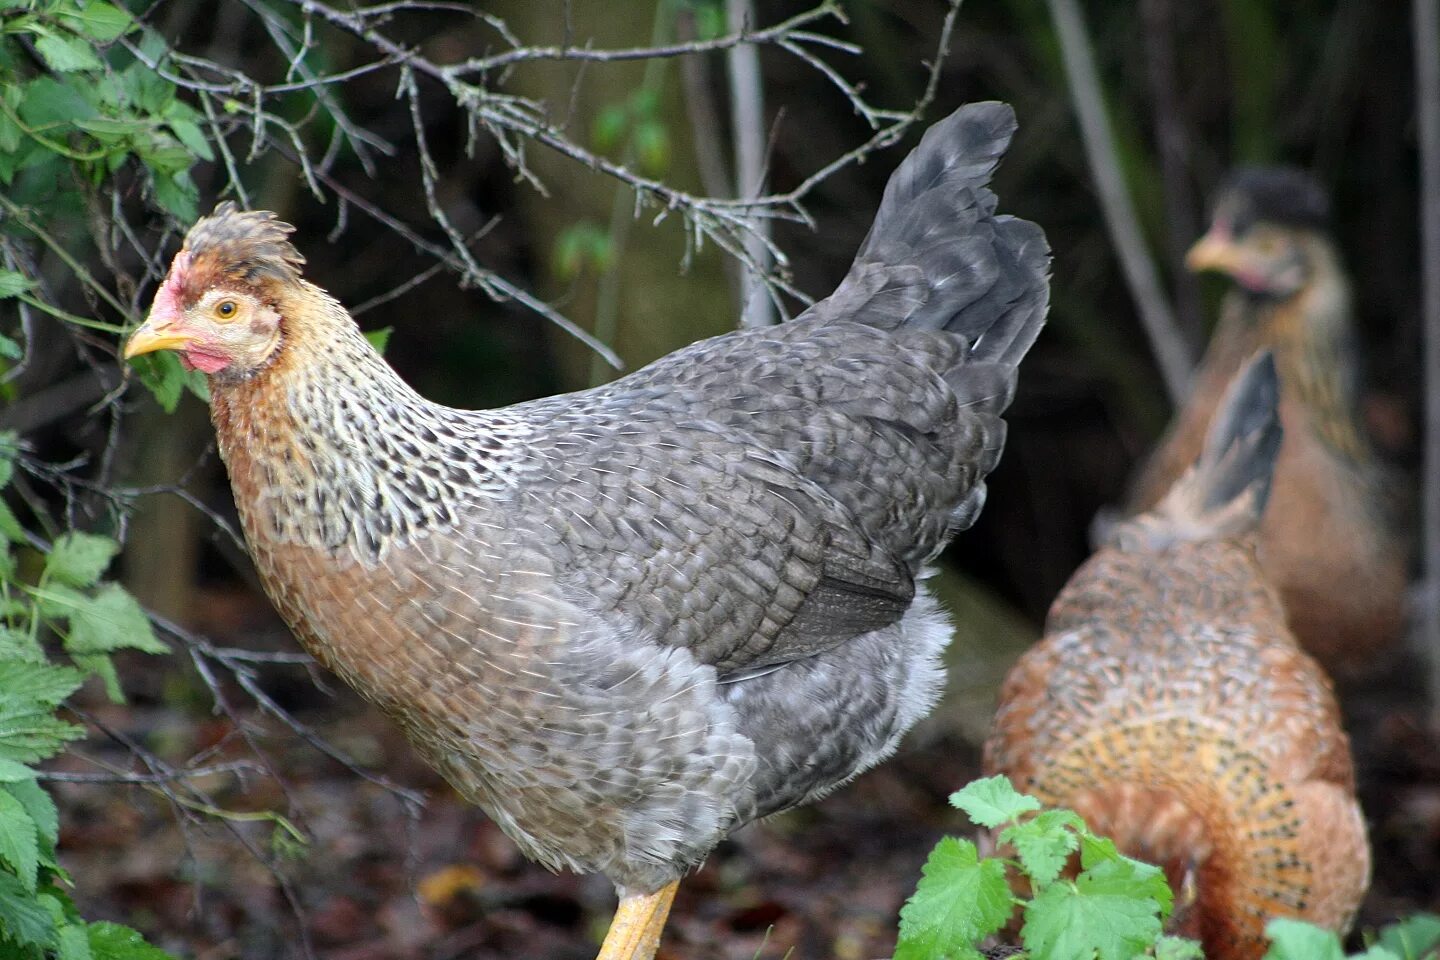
[1047,0,1193,404]
[1412,0,1440,725]
[727,0,775,327]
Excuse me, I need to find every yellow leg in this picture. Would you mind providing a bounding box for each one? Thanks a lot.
[596,880,679,960]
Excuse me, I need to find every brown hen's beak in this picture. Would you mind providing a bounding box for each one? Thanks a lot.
[1185,228,1245,275]
[123,321,194,360]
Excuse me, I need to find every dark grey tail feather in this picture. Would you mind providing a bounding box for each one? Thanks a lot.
[809,103,1050,386]
[1195,350,1282,518]
[1107,351,1280,551]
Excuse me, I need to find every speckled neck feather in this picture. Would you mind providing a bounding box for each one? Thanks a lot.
[209,285,529,560]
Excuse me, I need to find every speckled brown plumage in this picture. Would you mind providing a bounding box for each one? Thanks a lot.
[125,101,1049,927]
[987,354,1370,960]
[1127,168,1409,677]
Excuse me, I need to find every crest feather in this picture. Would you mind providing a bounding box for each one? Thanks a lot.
[182,201,305,288]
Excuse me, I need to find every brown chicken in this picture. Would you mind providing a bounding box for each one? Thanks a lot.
[986,352,1369,959]
[121,103,1049,960]
[1126,167,1408,677]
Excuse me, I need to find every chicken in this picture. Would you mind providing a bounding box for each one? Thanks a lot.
[1126,167,1408,677]
[122,102,1050,960]
[986,352,1370,960]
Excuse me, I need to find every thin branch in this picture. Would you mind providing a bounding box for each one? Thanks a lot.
[1047,0,1193,404]
[1412,0,1440,725]
[728,0,775,327]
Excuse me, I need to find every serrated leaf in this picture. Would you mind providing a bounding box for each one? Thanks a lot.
[894,837,1012,960]
[1081,853,1173,920]
[0,272,36,300]
[0,500,26,543]
[85,921,173,960]
[60,584,166,657]
[57,923,94,960]
[33,32,103,72]
[4,780,56,851]
[1022,870,1165,960]
[950,775,1042,829]
[364,327,392,355]
[0,787,39,892]
[0,628,42,664]
[44,533,118,588]
[0,759,36,783]
[0,870,54,947]
[1262,918,1346,960]
[1154,936,1205,959]
[1377,914,1440,960]
[57,1,134,42]
[148,168,197,221]
[0,705,84,765]
[0,661,85,708]
[71,653,121,703]
[1000,808,1083,889]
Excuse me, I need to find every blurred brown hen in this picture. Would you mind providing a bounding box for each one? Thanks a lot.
[1126,168,1409,677]
[986,353,1369,960]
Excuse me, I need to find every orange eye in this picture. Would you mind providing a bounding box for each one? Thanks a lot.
[215,300,238,320]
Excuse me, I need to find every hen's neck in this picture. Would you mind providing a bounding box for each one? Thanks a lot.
[209,286,528,559]
[1215,240,1366,461]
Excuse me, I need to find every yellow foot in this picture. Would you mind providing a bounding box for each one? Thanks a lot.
[596,880,679,960]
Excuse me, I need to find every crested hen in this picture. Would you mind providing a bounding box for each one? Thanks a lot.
[124,102,1049,960]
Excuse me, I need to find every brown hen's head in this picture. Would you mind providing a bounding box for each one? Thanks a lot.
[124,203,307,378]
[1186,166,1331,299]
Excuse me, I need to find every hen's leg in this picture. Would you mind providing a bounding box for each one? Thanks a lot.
[596,881,679,960]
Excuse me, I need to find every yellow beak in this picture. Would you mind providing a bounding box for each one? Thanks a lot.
[1185,230,1245,275]
[123,322,194,360]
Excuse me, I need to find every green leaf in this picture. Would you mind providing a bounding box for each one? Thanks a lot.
[164,116,212,162]
[0,661,85,708]
[1081,852,1174,921]
[1022,870,1165,960]
[57,1,135,42]
[32,31,103,73]
[44,533,118,589]
[19,77,97,129]
[0,787,39,892]
[0,870,54,947]
[1000,808,1083,889]
[71,653,121,703]
[148,168,197,221]
[129,350,185,413]
[60,584,167,656]
[1154,936,1205,960]
[0,759,36,783]
[1262,918,1347,960]
[57,923,94,960]
[0,333,22,361]
[85,921,173,960]
[0,500,26,543]
[4,780,57,851]
[591,104,628,152]
[950,775,1043,829]
[0,272,36,300]
[894,837,1012,960]
[0,628,43,664]
[633,119,669,176]
[1377,915,1440,960]
[364,327,393,355]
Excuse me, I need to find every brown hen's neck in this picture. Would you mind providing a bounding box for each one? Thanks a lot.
[208,283,527,560]
[1215,238,1367,462]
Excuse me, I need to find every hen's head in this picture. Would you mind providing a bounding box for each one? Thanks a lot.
[125,203,306,378]
[1186,166,1330,299]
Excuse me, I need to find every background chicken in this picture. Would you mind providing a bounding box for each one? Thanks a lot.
[1125,167,1410,678]
[986,352,1369,959]
[121,102,1049,960]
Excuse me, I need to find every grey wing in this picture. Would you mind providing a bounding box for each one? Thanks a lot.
[513,406,916,676]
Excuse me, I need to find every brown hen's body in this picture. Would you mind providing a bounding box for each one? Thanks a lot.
[1127,168,1409,677]
[125,102,1050,959]
[986,354,1370,960]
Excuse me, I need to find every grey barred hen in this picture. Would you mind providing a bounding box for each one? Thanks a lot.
[124,102,1049,960]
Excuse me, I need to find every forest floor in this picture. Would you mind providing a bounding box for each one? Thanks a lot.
[45,586,1440,960]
